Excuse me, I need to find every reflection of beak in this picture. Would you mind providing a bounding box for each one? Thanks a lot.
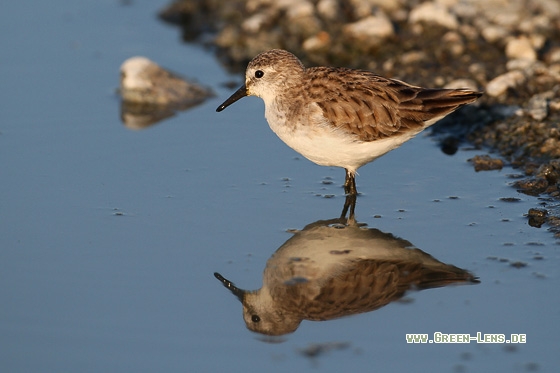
[216,85,248,112]
[214,272,245,302]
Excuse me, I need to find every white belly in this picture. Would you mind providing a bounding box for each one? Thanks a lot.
[266,110,417,172]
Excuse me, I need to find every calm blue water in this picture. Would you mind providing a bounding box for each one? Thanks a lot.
[1,1,558,372]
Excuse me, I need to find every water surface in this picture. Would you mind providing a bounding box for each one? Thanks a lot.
[1,1,558,372]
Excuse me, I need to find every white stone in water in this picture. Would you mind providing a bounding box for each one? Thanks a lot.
[485,70,526,97]
[409,2,459,30]
[120,57,155,90]
[120,56,212,106]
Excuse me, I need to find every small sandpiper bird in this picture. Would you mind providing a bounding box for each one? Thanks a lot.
[217,49,482,195]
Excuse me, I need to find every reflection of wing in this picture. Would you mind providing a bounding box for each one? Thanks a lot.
[215,215,480,336]
[398,259,480,290]
[275,258,477,321]
[302,260,402,320]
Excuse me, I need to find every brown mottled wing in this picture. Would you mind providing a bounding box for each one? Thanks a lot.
[300,259,478,321]
[306,67,482,141]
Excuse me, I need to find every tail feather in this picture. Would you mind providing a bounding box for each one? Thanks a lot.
[398,88,482,128]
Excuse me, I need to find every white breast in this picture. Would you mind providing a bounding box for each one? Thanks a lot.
[264,102,418,173]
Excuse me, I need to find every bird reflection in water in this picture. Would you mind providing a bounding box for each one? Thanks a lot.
[215,196,479,336]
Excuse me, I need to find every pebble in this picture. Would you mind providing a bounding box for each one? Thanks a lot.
[505,58,539,72]
[527,208,548,228]
[286,0,314,20]
[481,25,509,44]
[537,162,560,184]
[400,50,426,65]
[302,31,330,52]
[409,2,459,30]
[515,178,549,195]
[343,11,394,48]
[348,0,373,19]
[316,0,338,21]
[368,0,402,13]
[505,36,537,61]
[485,70,526,97]
[545,47,560,64]
[541,138,560,158]
[469,155,504,172]
[442,31,465,56]
[531,0,560,18]
[525,92,551,121]
[242,13,270,33]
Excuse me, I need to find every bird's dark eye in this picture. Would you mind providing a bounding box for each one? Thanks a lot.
[255,70,264,78]
[251,315,261,323]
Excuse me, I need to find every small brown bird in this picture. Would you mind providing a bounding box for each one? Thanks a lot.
[217,49,482,195]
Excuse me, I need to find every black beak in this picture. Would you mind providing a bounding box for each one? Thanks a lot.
[216,85,248,112]
[214,272,245,302]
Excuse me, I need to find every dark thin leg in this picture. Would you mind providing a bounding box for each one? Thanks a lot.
[340,194,357,225]
[344,169,357,196]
